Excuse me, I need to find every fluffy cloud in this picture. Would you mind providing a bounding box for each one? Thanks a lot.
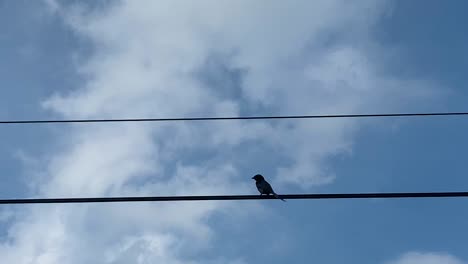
[43,0,436,187]
[0,0,440,263]
[386,252,466,264]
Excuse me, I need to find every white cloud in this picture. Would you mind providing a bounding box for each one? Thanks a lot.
[0,0,441,263]
[42,0,437,187]
[386,252,466,264]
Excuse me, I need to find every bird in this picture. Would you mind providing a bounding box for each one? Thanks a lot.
[252,174,285,202]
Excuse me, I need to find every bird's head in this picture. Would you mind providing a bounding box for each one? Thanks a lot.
[252,174,265,182]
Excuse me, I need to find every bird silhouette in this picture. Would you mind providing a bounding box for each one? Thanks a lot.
[252,174,285,202]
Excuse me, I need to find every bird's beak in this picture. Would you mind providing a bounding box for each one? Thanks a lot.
[251,176,255,179]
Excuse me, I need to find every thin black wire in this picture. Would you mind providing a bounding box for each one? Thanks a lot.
[1,112,468,125]
[1,191,468,204]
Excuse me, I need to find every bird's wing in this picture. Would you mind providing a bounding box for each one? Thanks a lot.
[263,181,274,193]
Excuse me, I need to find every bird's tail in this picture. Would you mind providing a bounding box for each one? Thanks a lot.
[273,192,286,202]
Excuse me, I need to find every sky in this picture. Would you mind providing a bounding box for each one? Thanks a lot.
[0,0,467,263]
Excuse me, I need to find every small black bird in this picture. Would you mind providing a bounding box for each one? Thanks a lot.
[252,174,285,202]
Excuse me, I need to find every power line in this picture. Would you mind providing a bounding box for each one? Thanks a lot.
[1,112,468,125]
[1,191,468,204]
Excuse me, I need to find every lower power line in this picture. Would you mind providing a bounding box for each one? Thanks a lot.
[1,191,468,205]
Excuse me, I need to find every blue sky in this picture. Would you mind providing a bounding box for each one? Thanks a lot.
[0,1,468,263]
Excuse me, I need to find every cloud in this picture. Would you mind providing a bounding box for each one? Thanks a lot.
[386,252,466,264]
[43,0,437,187]
[0,0,442,263]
